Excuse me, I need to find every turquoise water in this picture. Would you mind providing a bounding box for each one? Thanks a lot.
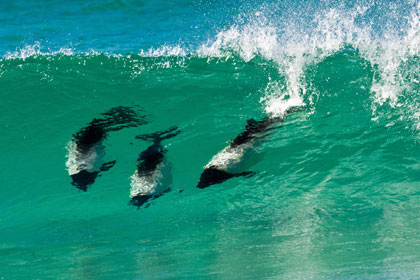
[2,1,420,279]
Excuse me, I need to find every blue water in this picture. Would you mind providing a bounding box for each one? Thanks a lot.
[2,1,420,279]
[0,0,240,53]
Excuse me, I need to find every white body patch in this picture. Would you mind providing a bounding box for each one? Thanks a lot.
[129,161,172,198]
[65,141,104,175]
[205,141,254,172]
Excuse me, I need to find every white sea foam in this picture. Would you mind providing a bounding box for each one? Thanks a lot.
[197,23,280,62]
[4,42,74,60]
[5,3,420,128]
[195,7,369,117]
[139,45,186,57]
[195,3,420,128]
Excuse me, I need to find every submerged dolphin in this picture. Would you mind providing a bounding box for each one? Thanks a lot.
[129,126,181,208]
[66,106,147,191]
[196,115,285,189]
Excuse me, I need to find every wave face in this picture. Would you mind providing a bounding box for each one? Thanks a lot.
[2,1,420,279]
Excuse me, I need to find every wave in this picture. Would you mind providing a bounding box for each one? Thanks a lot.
[3,3,420,132]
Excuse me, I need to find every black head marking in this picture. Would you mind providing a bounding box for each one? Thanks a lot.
[135,126,181,175]
[136,144,165,175]
[73,119,106,153]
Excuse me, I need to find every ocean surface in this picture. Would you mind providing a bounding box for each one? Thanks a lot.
[2,0,420,279]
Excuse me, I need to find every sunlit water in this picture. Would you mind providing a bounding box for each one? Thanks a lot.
[1,1,420,279]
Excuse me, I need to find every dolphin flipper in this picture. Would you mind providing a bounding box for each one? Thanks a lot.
[236,171,256,178]
[100,160,116,172]
[197,167,256,189]
[129,188,172,209]
[129,194,152,209]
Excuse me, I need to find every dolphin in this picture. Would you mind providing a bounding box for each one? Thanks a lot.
[196,115,284,189]
[66,106,147,191]
[129,126,180,208]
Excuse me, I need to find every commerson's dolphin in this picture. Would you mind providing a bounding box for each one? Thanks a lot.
[66,106,147,191]
[196,115,285,189]
[129,126,180,208]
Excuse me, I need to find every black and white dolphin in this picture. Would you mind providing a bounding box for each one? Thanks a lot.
[196,114,288,189]
[66,106,147,191]
[129,126,180,208]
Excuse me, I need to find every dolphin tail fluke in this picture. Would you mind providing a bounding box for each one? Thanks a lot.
[102,106,148,132]
[135,126,181,143]
[100,160,116,172]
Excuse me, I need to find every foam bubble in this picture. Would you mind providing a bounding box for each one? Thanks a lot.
[139,45,186,57]
[197,23,280,62]
[195,3,420,128]
[6,3,420,129]
[4,42,74,60]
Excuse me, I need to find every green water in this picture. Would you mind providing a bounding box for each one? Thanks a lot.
[2,1,420,278]
[1,50,420,279]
